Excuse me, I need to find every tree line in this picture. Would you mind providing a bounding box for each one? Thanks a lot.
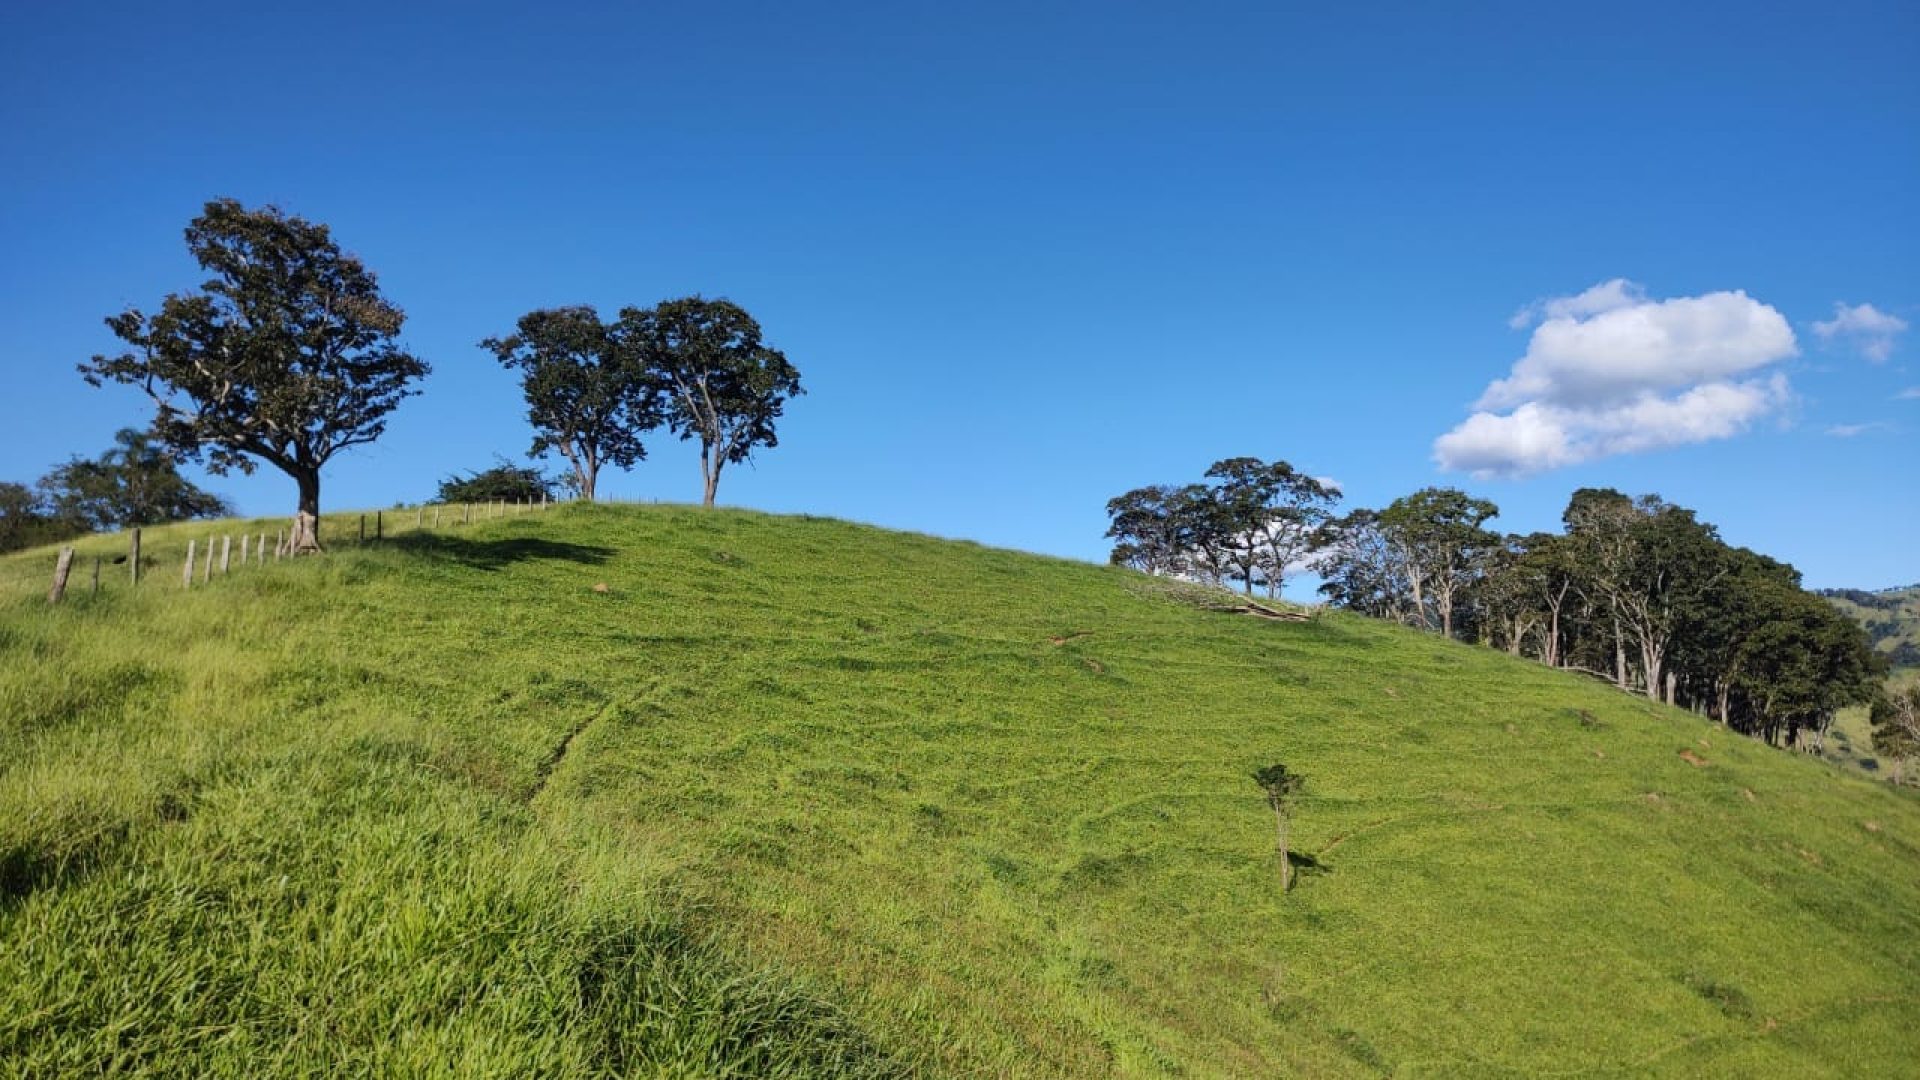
[43,198,803,554]
[1107,463,1889,759]
[0,429,229,554]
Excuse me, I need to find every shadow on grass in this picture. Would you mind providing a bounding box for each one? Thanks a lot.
[1289,850,1332,879]
[390,534,615,571]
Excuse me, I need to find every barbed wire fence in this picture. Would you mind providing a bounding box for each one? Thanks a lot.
[18,494,569,606]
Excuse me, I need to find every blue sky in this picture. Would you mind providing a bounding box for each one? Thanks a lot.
[3,1,1915,588]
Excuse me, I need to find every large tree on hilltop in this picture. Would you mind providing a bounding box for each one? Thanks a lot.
[1205,457,1340,598]
[1562,489,1727,702]
[79,199,428,553]
[615,297,802,507]
[482,306,657,500]
[1378,487,1500,637]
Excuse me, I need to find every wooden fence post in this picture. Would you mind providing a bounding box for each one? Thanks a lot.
[130,528,141,585]
[49,547,75,604]
[276,529,284,560]
[433,506,441,528]
[91,556,101,595]
[184,540,196,588]
[259,532,267,564]
[464,503,471,525]
[220,536,231,574]
[359,515,366,543]
[202,538,214,582]
[376,511,383,540]
[416,506,423,529]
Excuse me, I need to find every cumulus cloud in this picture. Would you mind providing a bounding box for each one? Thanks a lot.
[1435,281,1798,478]
[1812,302,1907,362]
[1507,278,1645,329]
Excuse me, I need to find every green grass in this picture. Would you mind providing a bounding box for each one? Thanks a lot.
[1823,584,1920,673]
[5,503,1919,1076]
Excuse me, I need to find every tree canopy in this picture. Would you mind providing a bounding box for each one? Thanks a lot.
[0,483,80,555]
[1309,485,1882,753]
[79,199,428,552]
[481,306,656,501]
[614,297,803,507]
[436,461,557,505]
[1104,458,1339,598]
[39,428,230,532]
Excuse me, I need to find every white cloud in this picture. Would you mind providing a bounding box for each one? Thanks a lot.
[1824,422,1886,438]
[1897,387,1920,401]
[1812,302,1907,362]
[1436,281,1799,478]
[1508,278,1645,330]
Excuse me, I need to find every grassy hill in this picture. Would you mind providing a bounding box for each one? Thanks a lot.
[1822,584,1920,673]
[4,504,1918,1076]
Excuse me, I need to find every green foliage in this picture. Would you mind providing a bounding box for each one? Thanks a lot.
[614,297,803,506]
[436,460,557,505]
[1310,483,1884,761]
[0,481,83,554]
[3,505,1919,1075]
[1252,761,1306,810]
[78,200,427,487]
[78,200,427,549]
[1376,486,1501,637]
[481,307,658,500]
[1822,585,1920,673]
[1105,458,1339,598]
[38,428,230,531]
[1870,683,1920,772]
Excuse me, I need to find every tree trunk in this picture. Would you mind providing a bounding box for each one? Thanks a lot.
[701,442,721,507]
[288,469,323,554]
[1273,806,1291,890]
[1612,616,1628,691]
[1641,641,1663,702]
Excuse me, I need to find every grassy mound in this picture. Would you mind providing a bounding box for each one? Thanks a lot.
[4,504,1917,1076]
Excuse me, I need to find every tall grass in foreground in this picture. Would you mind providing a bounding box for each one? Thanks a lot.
[4,503,1918,1076]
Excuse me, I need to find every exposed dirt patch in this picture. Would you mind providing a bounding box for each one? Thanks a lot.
[1048,631,1094,646]
[1678,749,1709,767]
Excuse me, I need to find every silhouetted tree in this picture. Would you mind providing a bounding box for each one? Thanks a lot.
[38,428,229,531]
[482,306,657,500]
[1205,457,1340,598]
[80,199,428,553]
[0,482,80,554]
[615,297,802,506]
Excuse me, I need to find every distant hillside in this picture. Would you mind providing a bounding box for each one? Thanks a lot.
[4,505,1919,1076]
[1821,584,1920,671]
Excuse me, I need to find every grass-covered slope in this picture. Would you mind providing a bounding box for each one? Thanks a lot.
[1823,584,1920,673]
[4,504,1918,1077]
